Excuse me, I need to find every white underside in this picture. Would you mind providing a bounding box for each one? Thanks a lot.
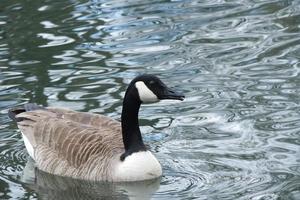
[113,151,162,182]
[21,132,35,160]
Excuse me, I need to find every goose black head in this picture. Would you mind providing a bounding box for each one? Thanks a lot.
[128,74,185,103]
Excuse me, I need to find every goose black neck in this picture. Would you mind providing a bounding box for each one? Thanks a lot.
[121,88,146,160]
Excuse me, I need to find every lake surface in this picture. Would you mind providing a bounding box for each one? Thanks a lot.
[1,0,300,199]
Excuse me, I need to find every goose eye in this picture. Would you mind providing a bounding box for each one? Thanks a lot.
[149,80,155,85]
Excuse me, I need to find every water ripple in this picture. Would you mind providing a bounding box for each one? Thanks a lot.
[37,33,75,48]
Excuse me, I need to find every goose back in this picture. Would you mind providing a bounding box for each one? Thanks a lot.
[16,108,124,181]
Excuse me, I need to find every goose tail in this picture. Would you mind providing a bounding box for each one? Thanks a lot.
[8,103,45,122]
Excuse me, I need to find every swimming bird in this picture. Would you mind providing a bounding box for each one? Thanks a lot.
[8,74,184,182]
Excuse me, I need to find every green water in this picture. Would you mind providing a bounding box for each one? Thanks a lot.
[0,0,300,199]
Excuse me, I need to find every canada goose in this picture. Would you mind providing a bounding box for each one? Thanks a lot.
[8,74,184,182]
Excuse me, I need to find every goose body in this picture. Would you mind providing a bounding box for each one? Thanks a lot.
[9,74,184,182]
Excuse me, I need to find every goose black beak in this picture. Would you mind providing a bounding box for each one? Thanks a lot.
[160,88,185,101]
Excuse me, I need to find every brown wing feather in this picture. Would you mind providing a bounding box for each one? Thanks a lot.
[47,107,121,131]
[16,108,124,181]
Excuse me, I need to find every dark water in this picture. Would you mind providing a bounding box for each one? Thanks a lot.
[1,0,300,199]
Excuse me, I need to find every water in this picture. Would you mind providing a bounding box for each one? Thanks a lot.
[1,0,300,199]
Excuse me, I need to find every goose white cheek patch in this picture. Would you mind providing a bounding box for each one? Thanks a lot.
[135,81,158,103]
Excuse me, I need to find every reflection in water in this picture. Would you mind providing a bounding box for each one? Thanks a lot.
[21,159,160,200]
[0,0,300,199]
